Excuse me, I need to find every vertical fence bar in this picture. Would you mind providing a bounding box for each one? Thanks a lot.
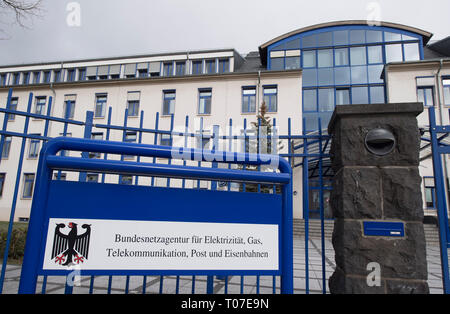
[302,117,310,294]
[78,111,94,182]
[0,93,33,294]
[428,106,450,294]
[318,118,326,294]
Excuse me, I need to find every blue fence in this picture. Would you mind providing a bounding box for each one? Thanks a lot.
[0,88,332,294]
[426,106,450,294]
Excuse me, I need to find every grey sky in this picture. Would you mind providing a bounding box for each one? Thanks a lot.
[1,0,450,66]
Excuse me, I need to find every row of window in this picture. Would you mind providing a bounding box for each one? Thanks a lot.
[0,58,231,87]
[6,86,279,124]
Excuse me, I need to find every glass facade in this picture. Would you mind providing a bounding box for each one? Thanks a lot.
[267,25,423,132]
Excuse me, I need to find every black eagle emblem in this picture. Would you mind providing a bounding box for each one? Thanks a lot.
[51,222,91,266]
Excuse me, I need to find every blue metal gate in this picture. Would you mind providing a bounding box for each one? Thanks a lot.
[426,106,450,294]
[0,88,332,294]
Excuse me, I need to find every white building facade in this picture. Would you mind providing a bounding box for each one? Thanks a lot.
[0,20,449,222]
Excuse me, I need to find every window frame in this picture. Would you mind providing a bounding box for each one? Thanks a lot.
[241,86,256,114]
[263,85,278,113]
[22,173,35,199]
[162,90,176,116]
[417,86,435,107]
[94,93,108,118]
[198,88,212,115]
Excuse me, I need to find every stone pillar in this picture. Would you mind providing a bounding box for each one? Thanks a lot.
[327,103,429,294]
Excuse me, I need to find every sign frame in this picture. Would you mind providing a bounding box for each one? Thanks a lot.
[18,137,293,293]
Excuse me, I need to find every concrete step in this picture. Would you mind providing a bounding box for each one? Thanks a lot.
[293,219,441,245]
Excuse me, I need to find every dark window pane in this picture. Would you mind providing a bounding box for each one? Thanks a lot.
[303,113,318,131]
[350,30,365,44]
[302,34,316,48]
[286,38,300,49]
[370,86,385,103]
[366,30,382,43]
[303,68,317,87]
[318,49,333,68]
[404,43,420,61]
[350,47,367,65]
[286,56,300,69]
[368,65,384,83]
[303,89,317,111]
[271,42,285,51]
[368,45,383,64]
[271,57,284,70]
[335,48,349,66]
[318,68,334,86]
[386,44,403,62]
[334,30,348,45]
[317,32,333,47]
[334,67,350,85]
[351,66,368,84]
[385,32,401,42]
[352,86,369,104]
[318,88,335,112]
[336,89,350,105]
[303,50,316,68]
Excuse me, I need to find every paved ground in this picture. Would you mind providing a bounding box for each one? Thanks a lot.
[0,236,445,294]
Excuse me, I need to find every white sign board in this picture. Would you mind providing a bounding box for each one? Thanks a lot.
[42,218,279,271]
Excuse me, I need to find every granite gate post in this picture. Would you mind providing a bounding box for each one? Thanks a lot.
[327,103,429,294]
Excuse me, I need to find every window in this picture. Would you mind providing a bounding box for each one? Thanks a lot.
[28,134,40,158]
[8,97,18,121]
[285,54,300,69]
[218,59,229,73]
[160,133,172,146]
[336,88,350,105]
[350,47,367,66]
[175,62,185,76]
[424,177,436,209]
[417,87,434,107]
[120,175,133,185]
[33,72,40,84]
[35,96,46,115]
[317,49,333,68]
[318,88,334,112]
[67,69,75,82]
[198,89,212,115]
[127,91,140,117]
[263,86,277,112]
[87,173,99,183]
[0,73,7,86]
[163,90,175,115]
[78,68,86,81]
[123,131,137,159]
[242,87,256,113]
[303,50,316,68]
[13,73,20,85]
[163,62,173,76]
[370,86,385,104]
[22,72,30,84]
[53,70,61,82]
[205,59,216,74]
[64,95,76,119]
[1,136,11,158]
[89,132,103,158]
[303,89,317,112]
[335,48,349,66]
[94,94,107,118]
[443,79,450,106]
[385,44,403,63]
[368,46,383,64]
[22,173,35,198]
[43,71,51,83]
[192,60,203,75]
[0,173,5,197]
[352,86,369,104]
[138,68,148,78]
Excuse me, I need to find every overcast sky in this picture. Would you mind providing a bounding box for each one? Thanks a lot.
[1,0,450,66]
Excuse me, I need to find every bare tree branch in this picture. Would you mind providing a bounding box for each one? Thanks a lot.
[0,0,43,28]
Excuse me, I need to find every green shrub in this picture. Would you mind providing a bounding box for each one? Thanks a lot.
[0,227,28,261]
